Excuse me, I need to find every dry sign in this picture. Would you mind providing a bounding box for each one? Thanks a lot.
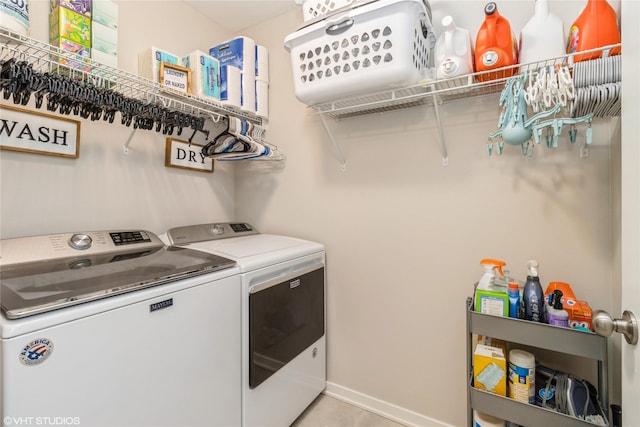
[165,138,213,173]
[0,105,80,158]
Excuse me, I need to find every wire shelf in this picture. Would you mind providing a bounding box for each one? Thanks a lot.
[311,43,621,119]
[0,26,263,125]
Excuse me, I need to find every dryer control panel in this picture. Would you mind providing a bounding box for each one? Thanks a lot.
[166,223,259,245]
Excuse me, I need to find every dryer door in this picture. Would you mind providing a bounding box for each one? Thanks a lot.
[248,266,325,388]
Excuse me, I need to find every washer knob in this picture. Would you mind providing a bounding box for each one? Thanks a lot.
[69,233,92,250]
[211,224,225,236]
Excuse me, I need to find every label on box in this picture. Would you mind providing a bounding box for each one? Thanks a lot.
[155,50,178,65]
[480,296,504,316]
[56,0,91,18]
[2,0,30,30]
[211,38,243,67]
[210,37,255,71]
[475,289,508,317]
[92,0,118,29]
[50,6,91,47]
[508,362,535,404]
[52,38,90,71]
[92,49,117,68]
[197,54,220,99]
[92,22,117,56]
[473,344,506,396]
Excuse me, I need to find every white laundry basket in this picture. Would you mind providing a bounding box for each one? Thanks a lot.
[284,0,435,106]
[302,0,354,22]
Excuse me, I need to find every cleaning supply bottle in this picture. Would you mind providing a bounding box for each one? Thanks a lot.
[508,282,520,319]
[477,258,506,290]
[474,2,518,82]
[547,289,569,327]
[519,0,565,65]
[522,260,545,323]
[435,15,474,80]
[474,259,509,317]
[567,0,621,61]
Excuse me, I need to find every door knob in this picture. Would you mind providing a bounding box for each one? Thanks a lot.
[592,310,638,345]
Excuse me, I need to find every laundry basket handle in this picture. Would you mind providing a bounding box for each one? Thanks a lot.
[326,18,355,35]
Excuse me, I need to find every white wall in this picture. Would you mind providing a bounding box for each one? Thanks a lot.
[0,1,236,239]
[238,1,621,426]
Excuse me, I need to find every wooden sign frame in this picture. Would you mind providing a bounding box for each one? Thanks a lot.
[165,138,214,173]
[160,62,192,94]
[0,105,80,159]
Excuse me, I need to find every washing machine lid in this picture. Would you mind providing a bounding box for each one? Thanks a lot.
[0,230,236,319]
[166,223,324,272]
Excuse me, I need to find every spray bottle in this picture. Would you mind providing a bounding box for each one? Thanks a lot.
[547,289,569,327]
[475,259,509,316]
[522,260,545,322]
[477,259,506,290]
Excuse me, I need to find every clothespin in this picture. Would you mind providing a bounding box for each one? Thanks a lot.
[486,140,494,156]
[551,119,563,148]
[533,127,543,145]
[569,124,577,144]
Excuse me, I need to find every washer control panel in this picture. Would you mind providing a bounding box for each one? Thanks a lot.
[0,230,163,266]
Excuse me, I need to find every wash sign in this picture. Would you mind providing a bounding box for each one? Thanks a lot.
[0,105,80,158]
[165,138,213,173]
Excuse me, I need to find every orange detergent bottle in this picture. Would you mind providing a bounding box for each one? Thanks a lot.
[474,2,518,82]
[567,0,621,61]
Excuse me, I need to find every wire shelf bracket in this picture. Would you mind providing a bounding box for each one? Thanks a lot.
[319,113,347,171]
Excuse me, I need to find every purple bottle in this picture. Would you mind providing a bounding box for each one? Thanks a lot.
[547,290,570,327]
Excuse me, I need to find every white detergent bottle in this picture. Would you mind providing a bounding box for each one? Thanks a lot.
[519,0,565,65]
[435,15,474,80]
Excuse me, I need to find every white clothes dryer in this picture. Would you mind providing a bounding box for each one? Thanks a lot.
[165,222,326,427]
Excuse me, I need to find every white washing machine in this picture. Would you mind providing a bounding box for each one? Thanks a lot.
[1,230,242,427]
[165,222,326,427]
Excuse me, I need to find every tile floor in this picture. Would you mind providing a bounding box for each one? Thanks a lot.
[291,394,406,427]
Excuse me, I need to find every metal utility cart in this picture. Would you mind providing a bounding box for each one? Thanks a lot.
[466,298,609,427]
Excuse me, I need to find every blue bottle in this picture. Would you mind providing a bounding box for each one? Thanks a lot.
[508,282,520,319]
[523,260,545,323]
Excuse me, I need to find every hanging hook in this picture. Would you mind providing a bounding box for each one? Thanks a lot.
[207,111,223,123]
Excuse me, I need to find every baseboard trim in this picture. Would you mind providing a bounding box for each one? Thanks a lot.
[324,382,455,427]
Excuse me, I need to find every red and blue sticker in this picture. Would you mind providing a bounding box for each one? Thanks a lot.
[19,338,54,366]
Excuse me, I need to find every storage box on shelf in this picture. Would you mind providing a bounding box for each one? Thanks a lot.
[466,298,609,427]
